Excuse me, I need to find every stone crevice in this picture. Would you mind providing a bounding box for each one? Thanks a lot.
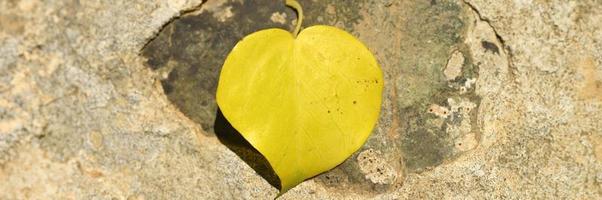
[139,0,207,53]
[462,0,518,81]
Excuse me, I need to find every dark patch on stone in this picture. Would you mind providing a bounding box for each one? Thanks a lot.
[142,0,296,134]
[481,40,500,54]
[161,81,174,94]
[301,0,364,30]
[395,0,466,108]
[390,0,479,173]
[408,1,464,46]
[400,107,450,172]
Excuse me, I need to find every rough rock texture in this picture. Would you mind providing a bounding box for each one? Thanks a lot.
[1,0,601,199]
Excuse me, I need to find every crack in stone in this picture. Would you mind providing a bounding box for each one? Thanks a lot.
[462,0,518,81]
[139,0,207,53]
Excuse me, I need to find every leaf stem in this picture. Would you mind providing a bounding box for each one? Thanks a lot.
[285,0,304,37]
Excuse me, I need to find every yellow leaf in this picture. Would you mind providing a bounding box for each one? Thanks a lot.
[216,0,383,193]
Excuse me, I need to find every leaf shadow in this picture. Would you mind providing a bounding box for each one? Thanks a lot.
[214,108,281,190]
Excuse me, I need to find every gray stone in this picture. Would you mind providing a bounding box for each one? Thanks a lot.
[0,0,601,199]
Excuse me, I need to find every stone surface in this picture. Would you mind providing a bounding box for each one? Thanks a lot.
[1,0,601,199]
[444,50,466,80]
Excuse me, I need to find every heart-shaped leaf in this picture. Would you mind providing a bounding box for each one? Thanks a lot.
[216,0,383,193]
